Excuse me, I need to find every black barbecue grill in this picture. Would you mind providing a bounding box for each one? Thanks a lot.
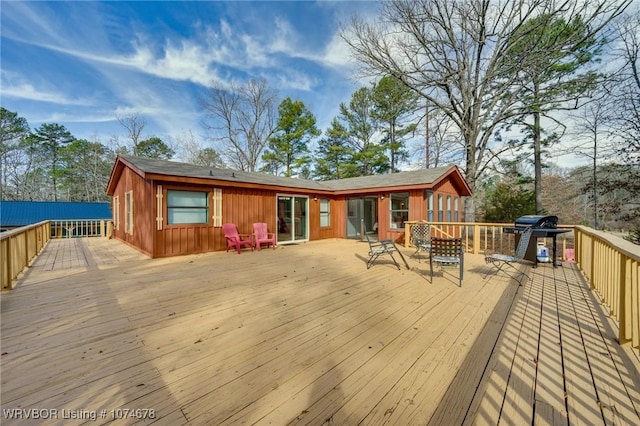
[504,215,569,267]
[514,215,558,230]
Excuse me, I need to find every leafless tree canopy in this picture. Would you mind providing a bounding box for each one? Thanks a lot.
[116,113,146,156]
[173,130,226,168]
[613,9,640,164]
[342,0,631,219]
[201,78,279,172]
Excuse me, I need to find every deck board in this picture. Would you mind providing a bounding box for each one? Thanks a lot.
[1,237,639,425]
[467,255,640,426]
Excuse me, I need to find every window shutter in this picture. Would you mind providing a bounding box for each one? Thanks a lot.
[113,196,120,230]
[156,185,163,230]
[212,188,223,227]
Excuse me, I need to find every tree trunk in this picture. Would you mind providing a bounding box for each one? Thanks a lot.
[534,109,542,214]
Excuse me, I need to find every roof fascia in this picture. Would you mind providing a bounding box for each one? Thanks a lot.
[430,166,473,196]
[332,184,437,196]
[145,173,334,195]
[108,158,472,198]
[105,156,148,195]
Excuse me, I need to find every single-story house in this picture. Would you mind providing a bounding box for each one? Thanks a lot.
[0,200,112,234]
[105,155,472,258]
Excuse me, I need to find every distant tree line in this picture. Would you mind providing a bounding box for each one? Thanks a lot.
[0,109,177,202]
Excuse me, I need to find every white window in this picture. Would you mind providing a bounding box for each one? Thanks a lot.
[390,193,409,229]
[454,197,459,221]
[426,191,434,222]
[447,196,452,222]
[438,194,443,222]
[320,199,331,227]
[167,190,209,224]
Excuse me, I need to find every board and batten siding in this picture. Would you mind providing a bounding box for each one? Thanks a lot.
[110,167,155,257]
[152,183,335,258]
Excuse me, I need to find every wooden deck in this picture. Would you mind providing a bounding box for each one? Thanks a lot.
[1,238,638,425]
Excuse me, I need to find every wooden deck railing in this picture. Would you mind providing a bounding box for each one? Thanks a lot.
[574,225,640,349]
[50,219,112,239]
[1,219,112,290]
[405,221,639,353]
[404,221,575,257]
[1,221,50,290]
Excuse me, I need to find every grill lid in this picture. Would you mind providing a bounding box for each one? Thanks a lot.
[514,215,558,229]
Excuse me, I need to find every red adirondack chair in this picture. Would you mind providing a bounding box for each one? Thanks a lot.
[253,222,276,251]
[222,223,254,254]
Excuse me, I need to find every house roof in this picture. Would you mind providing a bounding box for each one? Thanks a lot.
[106,155,472,196]
[0,201,112,227]
[323,167,462,191]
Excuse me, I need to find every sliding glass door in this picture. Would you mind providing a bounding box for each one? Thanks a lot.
[277,195,308,244]
[346,197,378,239]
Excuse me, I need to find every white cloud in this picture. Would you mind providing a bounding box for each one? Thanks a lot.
[320,32,356,68]
[273,69,318,92]
[0,1,380,145]
[1,72,94,106]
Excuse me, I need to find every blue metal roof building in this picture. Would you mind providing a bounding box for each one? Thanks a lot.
[0,201,112,228]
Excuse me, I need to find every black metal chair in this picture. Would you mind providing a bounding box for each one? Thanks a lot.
[366,236,409,270]
[410,222,431,262]
[484,227,534,283]
[429,237,464,286]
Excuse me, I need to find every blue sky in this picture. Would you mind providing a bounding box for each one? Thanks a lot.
[1,1,375,153]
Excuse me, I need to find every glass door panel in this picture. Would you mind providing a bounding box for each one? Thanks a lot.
[346,199,360,238]
[277,196,292,242]
[294,197,307,241]
[364,198,377,235]
[277,195,308,244]
[346,197,378,239]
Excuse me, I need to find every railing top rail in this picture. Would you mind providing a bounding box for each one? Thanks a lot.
[575,225,640,261]
[404,220,575,229]
[0,220,50,241]
[50,219,107,220]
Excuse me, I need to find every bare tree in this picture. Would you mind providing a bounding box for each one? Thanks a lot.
[411,108,465,169]
[201,78,279,172]
[342,0,630,220]
[612,8,640,165]
[0,108,30,199]
[569,91,616,229]
[597,7,640,234]
[173,130,226,168]
[116,113,146,156]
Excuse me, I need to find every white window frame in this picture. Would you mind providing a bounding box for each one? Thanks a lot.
[320,199,331,227]
[166,189,210,225]
[389,192,409,229]
[454,197,459,221]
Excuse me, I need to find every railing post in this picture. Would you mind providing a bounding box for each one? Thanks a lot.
[619,253,629,345]
[590,236,596,290]
[473,224,480,255]
[5,237,13,290]
[24,229,29,271]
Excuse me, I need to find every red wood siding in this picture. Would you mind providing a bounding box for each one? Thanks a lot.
[151,183,340,258]
[108,160,471,258]
[110,168,154,256]
[315,197,346,240]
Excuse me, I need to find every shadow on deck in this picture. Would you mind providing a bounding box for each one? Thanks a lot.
[1,238,638,425]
